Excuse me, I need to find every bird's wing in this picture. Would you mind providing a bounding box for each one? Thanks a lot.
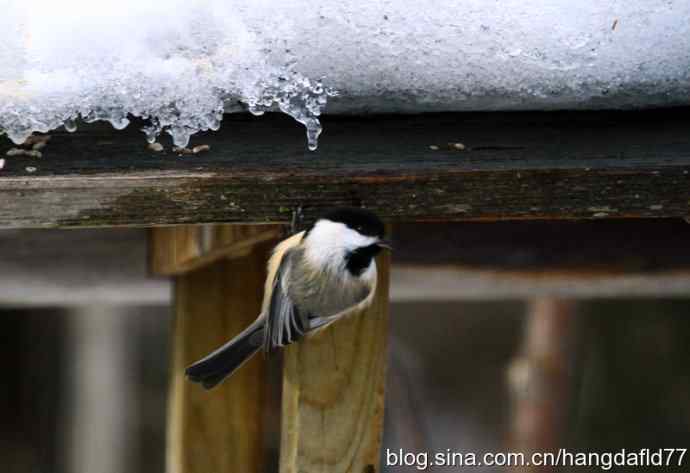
[263,248,308,352]
[307,264,378,332]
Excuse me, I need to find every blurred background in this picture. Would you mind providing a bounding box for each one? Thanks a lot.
[1,226,689,473]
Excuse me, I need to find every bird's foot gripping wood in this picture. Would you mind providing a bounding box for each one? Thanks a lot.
[290,205,304,236]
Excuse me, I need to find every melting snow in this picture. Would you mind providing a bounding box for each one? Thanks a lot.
[1,1,689,150]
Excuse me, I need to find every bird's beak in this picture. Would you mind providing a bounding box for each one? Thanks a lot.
[377,239,393,251]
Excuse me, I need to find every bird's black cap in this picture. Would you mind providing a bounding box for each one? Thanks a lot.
[320,207,385,238]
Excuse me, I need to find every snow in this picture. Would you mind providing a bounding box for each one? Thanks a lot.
[0,0,333,149]
[1,0,689,150]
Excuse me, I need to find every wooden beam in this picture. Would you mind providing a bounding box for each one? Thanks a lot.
[66,307,138,473]
[391,218,690,299]
[5,219,690,306]
[151,224,283,276]
[508,299,578,472]
[164,233,278,473]
[0,227,169,307]
[2,110,690,228]
[393,219,690,272]
[280,252,390,473]
[391,266,690,300]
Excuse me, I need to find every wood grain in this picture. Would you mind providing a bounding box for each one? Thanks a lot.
[280,252,390,473]
[1,110,690,228]
[166,239,276,473]
[151,224,283,275]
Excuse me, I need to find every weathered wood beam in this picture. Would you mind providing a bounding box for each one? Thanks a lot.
[4,219,690,307]
[162,232,279,473]
[1,110,690,228]
[280,252,390,473]
[151,224,283,276]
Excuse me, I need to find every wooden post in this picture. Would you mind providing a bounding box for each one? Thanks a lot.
[508,298,578,472]
[152,224,281,473]
[151,224,283,276]
[66,307,135,473]
[280,252,390,473]
[154,224,390,473]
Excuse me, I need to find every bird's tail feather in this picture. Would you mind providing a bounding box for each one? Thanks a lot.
[185,317,264,390]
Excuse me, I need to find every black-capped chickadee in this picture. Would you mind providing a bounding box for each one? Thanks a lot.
[186,208,390,389]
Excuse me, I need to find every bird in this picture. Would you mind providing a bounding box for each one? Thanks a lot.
[185,207,390,389]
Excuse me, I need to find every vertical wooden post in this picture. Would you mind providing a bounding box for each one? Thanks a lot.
[152,225,281,473]
[508,298,578,472]
[280,252,390,473]
[66,307,134,473]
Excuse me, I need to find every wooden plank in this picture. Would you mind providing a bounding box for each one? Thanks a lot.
[391,218,690,299]
[151,224,283,275]
[5,219,690,306]
[66,307,139,473]
[0,227,169,307]
[391,266,690,300]
[508,299,578,473]
[1,110,690,228]
[280,252,390,473]
[166,238,277,473]
[393,219,690,272]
